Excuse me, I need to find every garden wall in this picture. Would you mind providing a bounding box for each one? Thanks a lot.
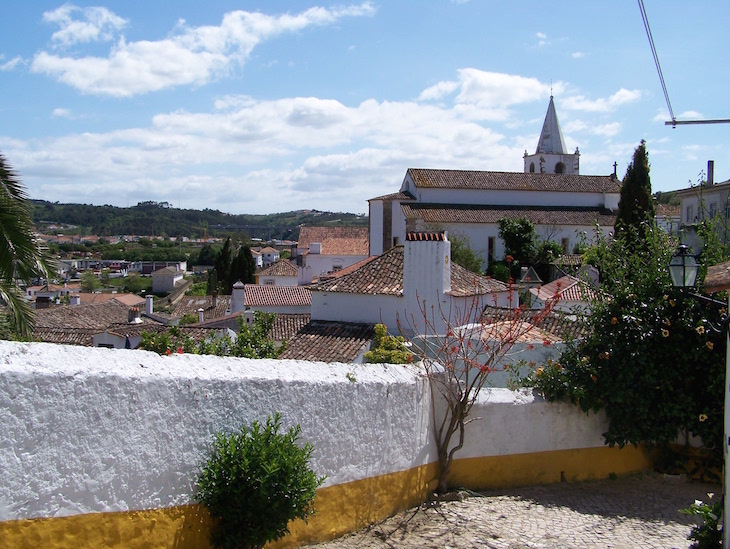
[0,341,650,548]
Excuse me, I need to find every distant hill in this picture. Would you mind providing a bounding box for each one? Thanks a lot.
[30,200,368,241]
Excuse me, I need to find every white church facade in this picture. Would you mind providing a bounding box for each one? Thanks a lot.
[368,97,621,269]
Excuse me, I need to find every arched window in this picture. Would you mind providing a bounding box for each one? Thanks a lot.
[529,162,535,173]
[555,162,565,174]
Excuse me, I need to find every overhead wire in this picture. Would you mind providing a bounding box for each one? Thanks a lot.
[637,0,676,125]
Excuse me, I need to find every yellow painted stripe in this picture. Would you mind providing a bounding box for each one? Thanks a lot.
[0,446,651,548]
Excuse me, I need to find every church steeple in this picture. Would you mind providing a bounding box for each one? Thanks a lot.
[524,95,579,175]
[536,96,567,154]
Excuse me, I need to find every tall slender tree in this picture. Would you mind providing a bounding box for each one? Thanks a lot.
[615,140,655,244]
[0,153,54,337]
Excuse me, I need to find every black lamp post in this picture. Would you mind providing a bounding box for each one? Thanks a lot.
[668,244,700,289]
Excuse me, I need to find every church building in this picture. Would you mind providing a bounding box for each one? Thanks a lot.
[368,97,620,269]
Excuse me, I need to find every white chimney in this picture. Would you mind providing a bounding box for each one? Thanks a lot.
[231,280,246,314]
[309,242,321,254]
[404,231,451,335]
[198,308,204,323]
[69,294,80,306]
[145,295,154,315]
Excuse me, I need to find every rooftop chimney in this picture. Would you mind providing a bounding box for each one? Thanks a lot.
[198,308,205,323]
[69,294,80,306]
[145,295,153,315]
[708,160,715,186]
[231,281,245,314]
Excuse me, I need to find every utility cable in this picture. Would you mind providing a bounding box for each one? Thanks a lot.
[638,0,676,125]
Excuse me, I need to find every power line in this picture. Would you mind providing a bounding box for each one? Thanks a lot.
[638,0,675,123]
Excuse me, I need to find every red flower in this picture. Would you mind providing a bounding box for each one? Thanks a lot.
[165,348,172,356]
[177,347,183,354]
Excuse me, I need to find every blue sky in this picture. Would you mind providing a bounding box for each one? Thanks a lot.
[1,1,728,215]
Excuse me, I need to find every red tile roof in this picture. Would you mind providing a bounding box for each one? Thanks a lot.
[279,321,375,363]
[407,168,620,193]
[312,245,508,297]
[172,295,231,320]
[257,260,298,278]
[402,203,617,226]
[530,275,599,303]
[244,284,311,307]
[298,226,369,256]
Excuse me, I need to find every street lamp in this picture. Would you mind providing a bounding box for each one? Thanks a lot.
[668,244,699,289]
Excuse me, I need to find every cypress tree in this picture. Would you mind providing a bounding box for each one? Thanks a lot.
[615,140,655,243]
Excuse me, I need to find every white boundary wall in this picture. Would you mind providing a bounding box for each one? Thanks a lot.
[1,341,616,524]
[0,341,434,521]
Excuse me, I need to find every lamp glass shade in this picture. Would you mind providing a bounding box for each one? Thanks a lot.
[669,247,699,288]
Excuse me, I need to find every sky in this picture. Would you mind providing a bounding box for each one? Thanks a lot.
[1,1,728,215]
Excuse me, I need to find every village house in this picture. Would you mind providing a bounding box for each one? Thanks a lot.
[256,260,298,286]
[151,266,184,294]
[293,226,369,285]
[368,97,620,270]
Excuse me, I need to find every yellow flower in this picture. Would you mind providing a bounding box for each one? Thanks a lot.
[663,294,669,301]
[706,341,714,351]
[611,317,618,325]
[669,299,676,307]
[663,318,671,326]
[662,328,669,338]
[696,326,705,335]
[699,414,708,422]
[581,356,589,364]
[536,367,544,377]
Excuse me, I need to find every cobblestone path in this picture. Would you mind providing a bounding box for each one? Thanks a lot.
[308,473,720,548]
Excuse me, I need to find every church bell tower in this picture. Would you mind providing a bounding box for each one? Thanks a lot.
[524,96,580,175]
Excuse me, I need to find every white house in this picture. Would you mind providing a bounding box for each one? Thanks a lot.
[259,246,281,266]
[294,226,369,285]
[368,97,620,270]
[256,260,298,286]
[151,266,184,294]
[310,231,517,337]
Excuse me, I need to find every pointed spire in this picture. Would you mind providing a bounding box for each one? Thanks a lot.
[535,96,567,155]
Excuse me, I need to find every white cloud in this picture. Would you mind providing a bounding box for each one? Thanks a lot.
[31,3,377,97]
[418,80,459,101]
[0,56,23,71]
[536,32,550,47]
[43,4,127,46]
[52,108,73,119]
[562,88,642,112]
[571,51,585,59]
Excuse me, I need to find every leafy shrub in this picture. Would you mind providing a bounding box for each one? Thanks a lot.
[680,493,723,548]
[196,413,325,549]
[364,324,413,363]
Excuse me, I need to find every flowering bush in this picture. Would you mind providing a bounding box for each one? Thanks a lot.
[521,226,725,473]
[680,493,723,548]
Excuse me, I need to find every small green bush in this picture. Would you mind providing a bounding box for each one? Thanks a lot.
[196,413,325,549]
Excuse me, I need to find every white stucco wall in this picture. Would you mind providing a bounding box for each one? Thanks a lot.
[369,200,384,256]
[298,254,369,285]
[0,341,433,522]
[311,291,403,330]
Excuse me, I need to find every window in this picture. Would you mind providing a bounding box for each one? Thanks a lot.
[529,162,535,173]
[686,205,694,223]
[555,162,565,174]
[561,238,570,254]
[710,202,718,218]
[264,279,274,285]
[487,237,495,261]
[332,264,342,272]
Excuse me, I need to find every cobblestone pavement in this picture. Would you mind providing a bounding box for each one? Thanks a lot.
[308,473,721,548]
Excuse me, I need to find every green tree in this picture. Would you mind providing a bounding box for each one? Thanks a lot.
[230,245,256,287]
[498,217,536,265]
[214,237,233,293]
[523,225,726,472]
[80,270,100,293]
[614,140,655,245]
[196,243,217,266]
[0,153,54,337]
[449,234,483,273]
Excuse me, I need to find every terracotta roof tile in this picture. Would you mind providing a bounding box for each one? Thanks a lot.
[530,275,600,303]
[244,284,311,307]
[402,203,617,226]
[313,246,508,297]
[298,226,369,255]
[368,191,415,201]
[34,300,133,330]
[172,295,231,320]
[257,260,298,278]
[270,313,311,341]
[407,168,620,193]
[279,321,375,363]
[482,306,587,342]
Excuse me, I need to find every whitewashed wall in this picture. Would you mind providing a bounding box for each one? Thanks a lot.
[1,340,626,526]
[0,341,434,522]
